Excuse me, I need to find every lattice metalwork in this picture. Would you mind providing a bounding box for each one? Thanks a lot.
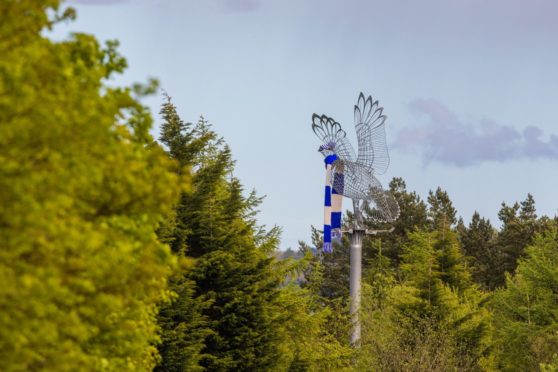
[312,92,399,225]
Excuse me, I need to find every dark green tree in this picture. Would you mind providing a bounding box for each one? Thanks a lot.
[458,212,498,290]
[427,187,457,231]
[156,97,350,371]
[390,177,429,235]
[155,96,281,371]
[155,96,211,372]
[359,179,440,274]
[156,265,211,372]
[491,194,541,288]
[369,177,429,266]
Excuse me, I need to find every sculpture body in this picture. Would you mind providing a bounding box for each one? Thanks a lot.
[313,93,399,225]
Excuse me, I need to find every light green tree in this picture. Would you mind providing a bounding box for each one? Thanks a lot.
[358,230,493,371]
[492,227,558,371]
[0,1,181,370]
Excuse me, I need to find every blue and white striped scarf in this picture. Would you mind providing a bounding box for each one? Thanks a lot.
[323,154,344,253]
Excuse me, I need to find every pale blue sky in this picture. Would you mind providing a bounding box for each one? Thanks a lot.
[54,0,558,249]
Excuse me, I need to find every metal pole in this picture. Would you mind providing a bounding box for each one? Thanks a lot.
[350,229,363,346]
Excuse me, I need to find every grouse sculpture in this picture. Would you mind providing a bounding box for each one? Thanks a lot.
[313,93,399,252]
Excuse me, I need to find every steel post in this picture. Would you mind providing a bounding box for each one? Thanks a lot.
[349,229,364,346]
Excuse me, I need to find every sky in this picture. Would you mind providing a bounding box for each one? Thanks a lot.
[53,0,558,249]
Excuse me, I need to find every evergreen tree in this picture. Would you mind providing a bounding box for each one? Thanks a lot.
[275,282,353,370]
[491,226,558,371]
[298,227,352,347]
[307,226,350,300]
[156,266,211,372]
[491,194,541,288]
[435,227,472,293]
[0,1,181,370]
[156,97,350,371]
[458,212,498,290]
[358,230,492,371]
[390,178,429,235]
[427,187,457,231]
[369,177,429,266]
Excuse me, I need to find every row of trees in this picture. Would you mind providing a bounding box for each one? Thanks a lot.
[4,1,558,371]
[298,178,558,371]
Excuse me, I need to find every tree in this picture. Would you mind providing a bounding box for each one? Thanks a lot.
[368,177,428,266]
[156,256,210,372]
[435,226,472,293]
[0,1,181,370]
[357,231,493,371]
[274,281,353,371]
[491,227,558,371]
[156,97,351,371]
[458,212,498,290]
[390,178,429,235]
[154,96,211,371]
[297,226,353,346]
[427,187,457,231]
[491,194,541,288]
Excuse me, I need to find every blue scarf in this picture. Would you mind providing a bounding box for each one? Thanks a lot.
[323,154,344,253]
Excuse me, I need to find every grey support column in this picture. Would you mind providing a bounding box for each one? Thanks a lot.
[349,229,364,346]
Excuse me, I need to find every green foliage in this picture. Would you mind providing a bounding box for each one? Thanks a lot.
[277,282,353,371]
[491,227,558,371]
[458,212,498,290]
[310,226,351,300]
[156,257,211,372]
[541,355,558,372]
[8,2,558,370]
[362,178,429,267]
[358,230,492,371]
[435,228,472,293]
[297,228,353,348]
[157,97,350,371]
[490,194,543,288]
[0,1,180,370]
[427,186,457,231]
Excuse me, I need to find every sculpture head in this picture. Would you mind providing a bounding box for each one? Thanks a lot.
[318,141,336,157]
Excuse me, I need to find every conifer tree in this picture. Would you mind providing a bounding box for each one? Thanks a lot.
[297,227,353,347]
[458,212,498,290]
[491,194,541,288]
[491,226,558,371]
[156,268,211,372]
[427,187,457,231]
[156,97,350,371]
[435,228,472,293]
[358,230,492,370]
[389,178,429,235]
[155,96,210,372]
[370,177,429,265]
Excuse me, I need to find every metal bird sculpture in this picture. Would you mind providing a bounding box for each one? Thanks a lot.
[313,93,399,234]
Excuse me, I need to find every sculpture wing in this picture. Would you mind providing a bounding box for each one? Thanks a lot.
[364,184,400,222]
[353,93,390,175]
[312,114,356,161]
